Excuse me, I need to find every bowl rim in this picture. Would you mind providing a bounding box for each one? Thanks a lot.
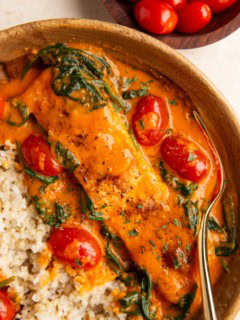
[0,18,240,319]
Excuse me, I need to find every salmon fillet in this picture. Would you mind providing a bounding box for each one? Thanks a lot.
[18,69,194,303]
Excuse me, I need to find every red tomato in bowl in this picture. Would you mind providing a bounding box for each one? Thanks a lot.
[0,290,15,320]
[176,2,212,34]
[191,0,237,13]
[0,96,5,120]
[134,0,178,34]
[132,94,169,146]
[21,134,63,176]
[162,0,187,10]
[48,227,102,270]
[160,135,208,182]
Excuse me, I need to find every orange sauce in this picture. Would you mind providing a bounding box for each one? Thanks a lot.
[0,42,228,319]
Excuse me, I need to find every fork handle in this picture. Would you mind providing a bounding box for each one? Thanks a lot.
[198,212,217,320]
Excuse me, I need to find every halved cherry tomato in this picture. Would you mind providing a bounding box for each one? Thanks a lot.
[0,96,5,120]
[132,94,169,146]
[162,0,187,10]
[0,290,15,320]
[21,134,63,176]
[160,135,208,182]
[176,2,212,34]
[134,0,178,34]
[48,227,102,270]
[191,0,237,13]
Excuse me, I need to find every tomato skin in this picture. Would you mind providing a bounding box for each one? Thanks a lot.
[0,290,15,320]
[0,96,5,120]
[191,0,237,13]
[134,0,178,34]
[21,134,63,176]
[162,0,187,10]
[132,94,169,146]
[160,135,208,182]
[176,2,212,34]
[48,227,102,270]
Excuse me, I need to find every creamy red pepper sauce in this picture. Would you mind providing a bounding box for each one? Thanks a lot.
[0,42,236,320]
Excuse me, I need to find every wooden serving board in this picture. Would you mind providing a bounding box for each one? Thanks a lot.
[102,0,240,49]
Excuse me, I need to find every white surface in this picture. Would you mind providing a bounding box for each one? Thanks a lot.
[0,0,240,318]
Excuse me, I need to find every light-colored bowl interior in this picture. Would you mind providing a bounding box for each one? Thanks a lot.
[0,19,239,319]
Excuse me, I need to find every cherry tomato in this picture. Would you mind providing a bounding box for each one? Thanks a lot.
[160,135,208,182]
[134,0,178,35]
[132,94,169,146]
[162,0,187,10]
[176,2,212,34]
[48,227,102,270]
[0,290,15,320]
[0,96,5,120]
[191,0,237,13]
[21,134,63,176]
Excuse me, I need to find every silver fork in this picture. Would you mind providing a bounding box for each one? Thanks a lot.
[193,111,225,320]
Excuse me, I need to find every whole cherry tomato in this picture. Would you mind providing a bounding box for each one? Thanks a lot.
[191,0,237,13]
[176,2,212,34]
[162,0,187,10]
[0,290,15,320]
[0,96,5,120]
[48,227,102,270]
[21,134,63,176]
[134,0,178,34]
[160,135,208,182]
[132,94,169,146]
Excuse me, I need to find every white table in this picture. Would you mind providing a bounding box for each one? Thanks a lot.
[1,0,240,318]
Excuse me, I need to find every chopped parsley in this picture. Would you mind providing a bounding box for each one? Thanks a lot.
[220,258,230,273]
[75,258,82,266]
[129,229,139,237]
[163,242,168,252]
[0,277,15,289]
[187,152,197,161]
[139,119,145,130]
[122,88,148,100]
[168,99,177,106]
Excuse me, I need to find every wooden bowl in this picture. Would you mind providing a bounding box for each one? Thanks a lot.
[101,0,240,49]
[0,19,239,319]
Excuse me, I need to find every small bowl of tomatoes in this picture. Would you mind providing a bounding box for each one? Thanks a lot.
[101,0,240,48]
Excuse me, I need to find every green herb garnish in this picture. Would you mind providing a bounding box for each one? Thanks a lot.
[106,242,123,271]
[0,277,15,288]
[182,200,199,234]
[122,88,148,100]
[220,258,230,273]
[139,119,145,130]
[7,100,29,127]
[55,141,80,172]
[160,161,198,197]
[129,229,139,237]
[168,99,177,106]
[208,216,224,233]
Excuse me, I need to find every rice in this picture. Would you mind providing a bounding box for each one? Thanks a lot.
[0,141,126,320]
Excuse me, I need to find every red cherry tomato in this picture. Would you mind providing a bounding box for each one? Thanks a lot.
[48,227,102,270]
[21,134,63,176]
[162,0,187,10]
[176,2,212,34]
[191,0,237,13]
[134,0,178,34]
[0,290,15,320]
[160,135,208,182]
[132,94,169,146]
[0,96,5,120]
